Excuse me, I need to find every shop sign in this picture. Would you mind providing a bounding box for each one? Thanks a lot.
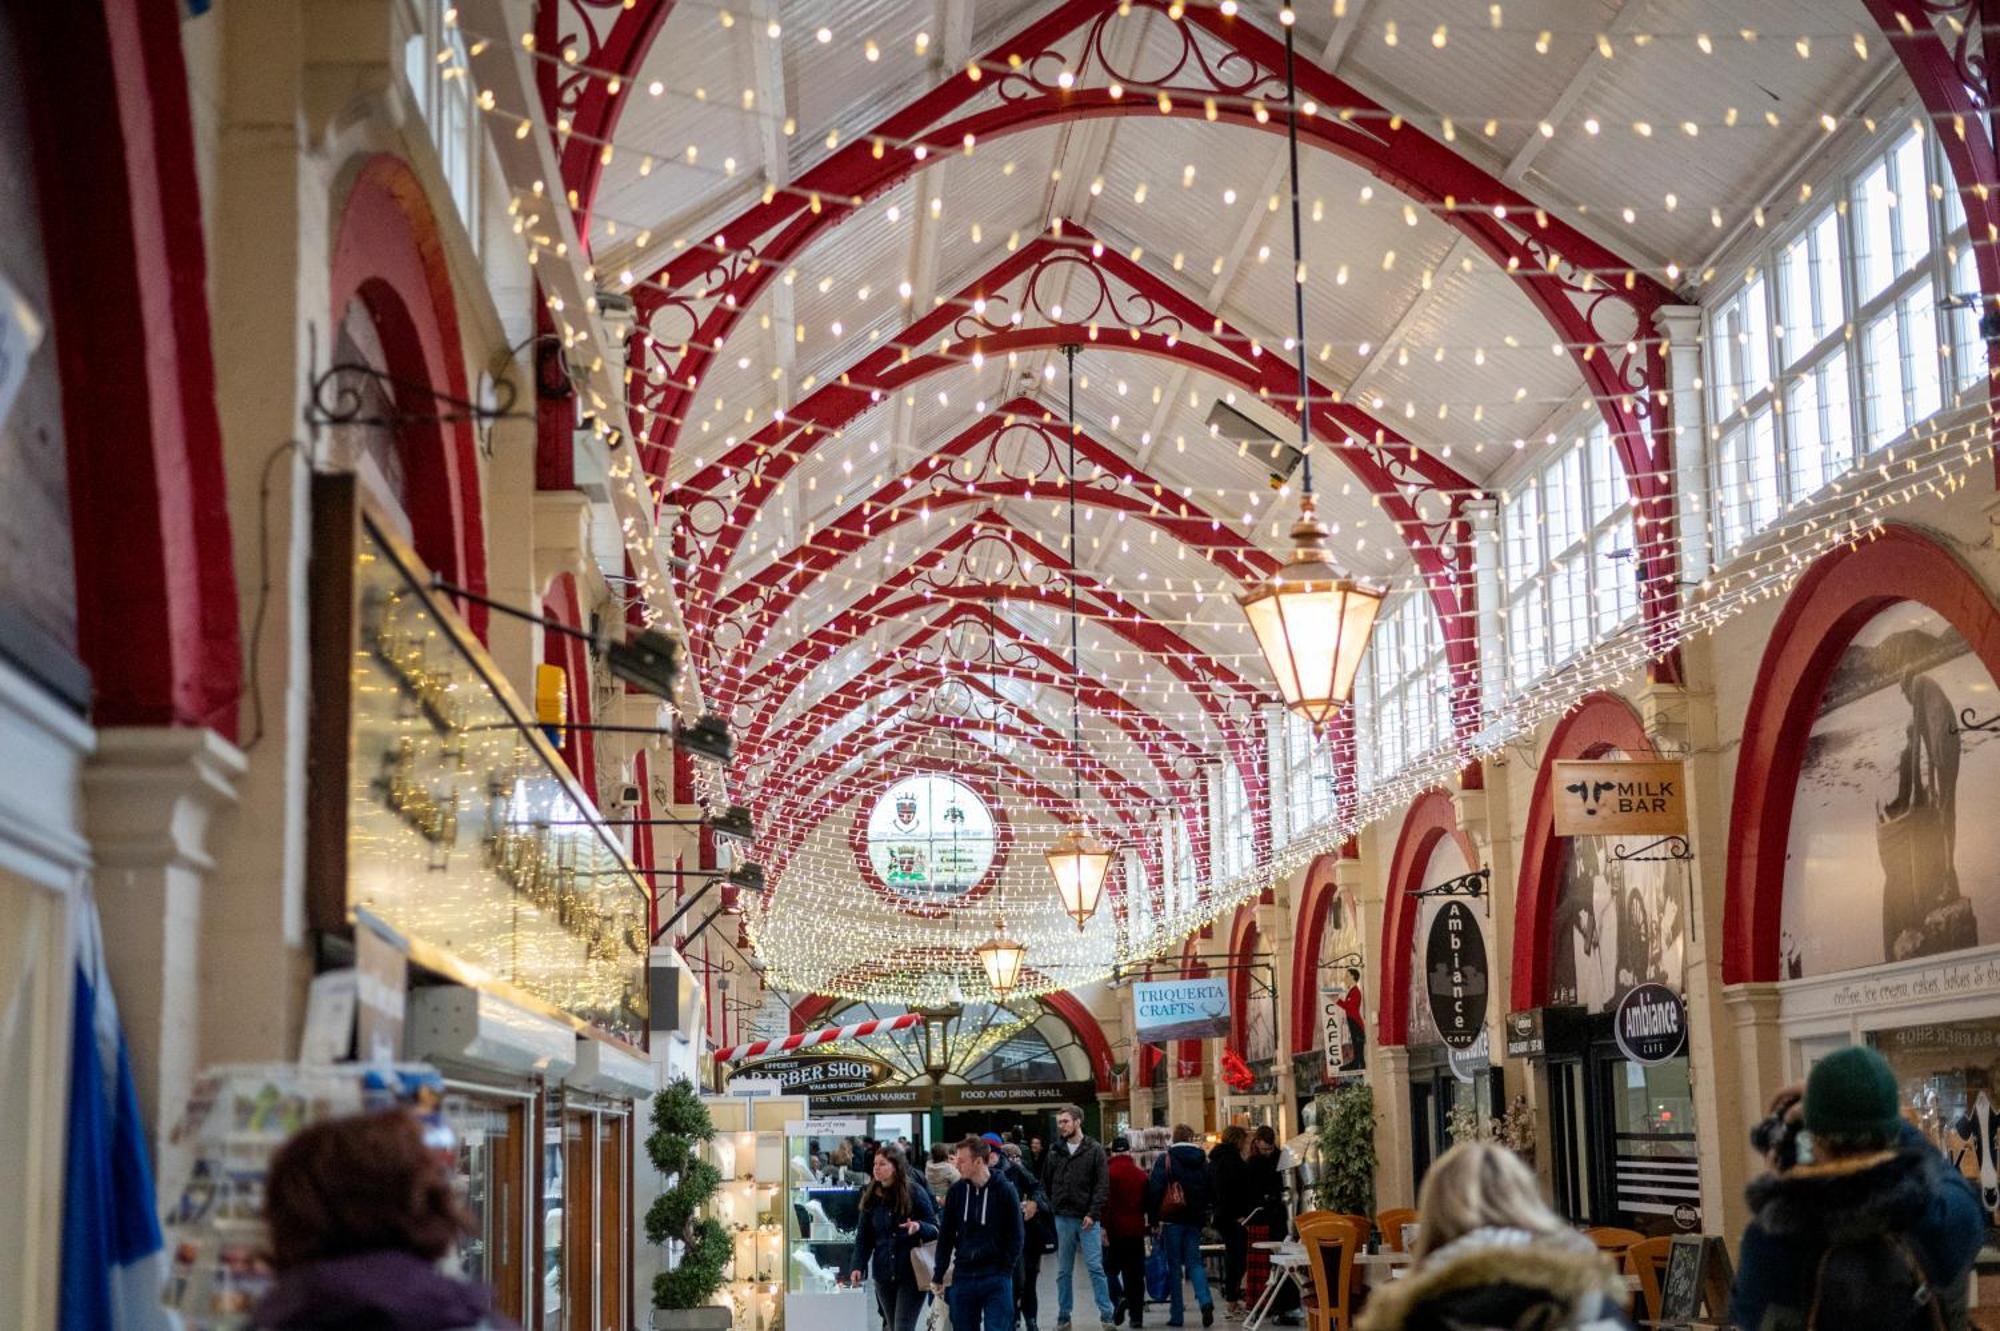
[1552,759,1687,837]
[942,1079,1096,1108]
[1132,976,1230,1042]
[729,1051,896,1096]
[1613,982,1688,1066]
[1504,1009,1545,1059]
[1424,900,1487,1051]
[819,1085,937,1112]
[789,1115,869,1137]
[729,1078,784,1100]
[1322,988,1350,1078]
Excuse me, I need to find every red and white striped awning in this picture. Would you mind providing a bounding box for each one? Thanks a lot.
[715,1011,923,1064]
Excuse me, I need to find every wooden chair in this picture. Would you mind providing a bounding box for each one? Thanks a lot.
[1296,1211,1364,1331]
[1375,1207,1418,1253]
[1625,1235,1672,1322]
[1582,1226,1645,1261]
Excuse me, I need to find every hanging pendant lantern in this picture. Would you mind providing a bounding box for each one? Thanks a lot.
[1240,17,1383,728]
[1045,828,1114,931]
[976,917,1027,995]
[1044,342,1110,928]
[1239,495,1383,726]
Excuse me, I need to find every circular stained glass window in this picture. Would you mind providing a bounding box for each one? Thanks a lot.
[865,775,997,898]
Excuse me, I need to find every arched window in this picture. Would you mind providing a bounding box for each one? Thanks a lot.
[818,999,1092,1085]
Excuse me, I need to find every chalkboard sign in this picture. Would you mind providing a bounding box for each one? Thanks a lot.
[1659,1234,1734,1325]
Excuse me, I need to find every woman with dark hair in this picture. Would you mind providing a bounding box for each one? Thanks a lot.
[849,1143,941,1331]
[254,1109,515,1330]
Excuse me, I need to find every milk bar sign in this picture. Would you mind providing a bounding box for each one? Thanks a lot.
[1552,759,1687,838]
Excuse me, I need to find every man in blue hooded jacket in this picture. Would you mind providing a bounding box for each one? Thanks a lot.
[1731,1046,1987,1331]
[934,1136,1025,1331]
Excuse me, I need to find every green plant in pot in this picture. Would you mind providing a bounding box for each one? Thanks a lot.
[645,1080,732,1329]
[1313,1081,1377,1216]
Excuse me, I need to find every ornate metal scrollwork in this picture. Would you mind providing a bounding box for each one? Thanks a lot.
[1609,835,1694,863]
[306,361,524,431]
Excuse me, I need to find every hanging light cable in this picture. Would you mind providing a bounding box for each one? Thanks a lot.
[1045,345,1114,930]
[1238,11,1384,726]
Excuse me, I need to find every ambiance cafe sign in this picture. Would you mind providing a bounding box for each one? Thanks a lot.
[1132,976,1231,1043]
[1552,759,1688,838]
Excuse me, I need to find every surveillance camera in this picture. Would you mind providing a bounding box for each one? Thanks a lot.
[615,783,642,810]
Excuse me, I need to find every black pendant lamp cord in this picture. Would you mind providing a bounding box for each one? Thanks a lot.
[1283,15,1314,498]
[1065,343,1083,812]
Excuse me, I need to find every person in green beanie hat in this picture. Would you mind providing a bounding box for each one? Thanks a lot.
[1730,1046,1986,1330]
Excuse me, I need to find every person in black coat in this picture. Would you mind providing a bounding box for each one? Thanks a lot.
[849,1145,941,1331]
[1146,1125,1217,1328]
[1208,1126,1252,1316]
[1000,1141,1056,1331]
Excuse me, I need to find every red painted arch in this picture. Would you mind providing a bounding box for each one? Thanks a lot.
[1226,905,1259,1055]
[541,573,598,797]
[1508,692,1655,1011]
[1290,851,1353,1056]
[1723,525,2000,984]
[18,0,242,735]
[329,154,488,638]
[1377,790,1480,1047]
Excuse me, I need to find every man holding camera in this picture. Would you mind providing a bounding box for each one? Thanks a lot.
[1733,1047,1985,1331]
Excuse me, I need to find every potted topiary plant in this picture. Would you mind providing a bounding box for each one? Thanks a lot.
[645,1080,733,1329]
[1313,1080,1377,1216]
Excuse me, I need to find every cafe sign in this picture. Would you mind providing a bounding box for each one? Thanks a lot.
[1613,982,1688,1066]
[728,1051,896,1096]
[1425,900,1488,1051]
[1552,759,1687,838]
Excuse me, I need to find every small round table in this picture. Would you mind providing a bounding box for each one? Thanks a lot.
[1244,1242,1308,1329]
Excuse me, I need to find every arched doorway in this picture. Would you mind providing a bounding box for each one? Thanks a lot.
[327,153,488,637]
[1726,526,2000,1236]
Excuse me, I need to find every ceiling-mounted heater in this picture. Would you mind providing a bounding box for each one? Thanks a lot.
[1206,398,1303,489]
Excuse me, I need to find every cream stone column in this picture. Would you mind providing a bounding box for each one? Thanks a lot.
[1655,304,1712,583]
[199,0,321,1067]
[1722,981,1785,1240]
[1261,895,1298,1137]
[481,359,541,704]
[1636,660,1745,1237]
[1373,1044,1415,1210]
[85,729,246,1201]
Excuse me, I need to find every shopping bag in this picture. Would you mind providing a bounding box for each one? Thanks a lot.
[910,1239,938,1287]
[1146,1242,1172,1301]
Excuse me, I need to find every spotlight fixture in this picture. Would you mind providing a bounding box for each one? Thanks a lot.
[676,712,734,764]
[707,804,755,844]
[604,629,680,701]
[725,861,766,893]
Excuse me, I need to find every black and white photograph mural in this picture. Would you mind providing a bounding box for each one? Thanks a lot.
[1547,748,1685,1013]
[1782,602,1999,976]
